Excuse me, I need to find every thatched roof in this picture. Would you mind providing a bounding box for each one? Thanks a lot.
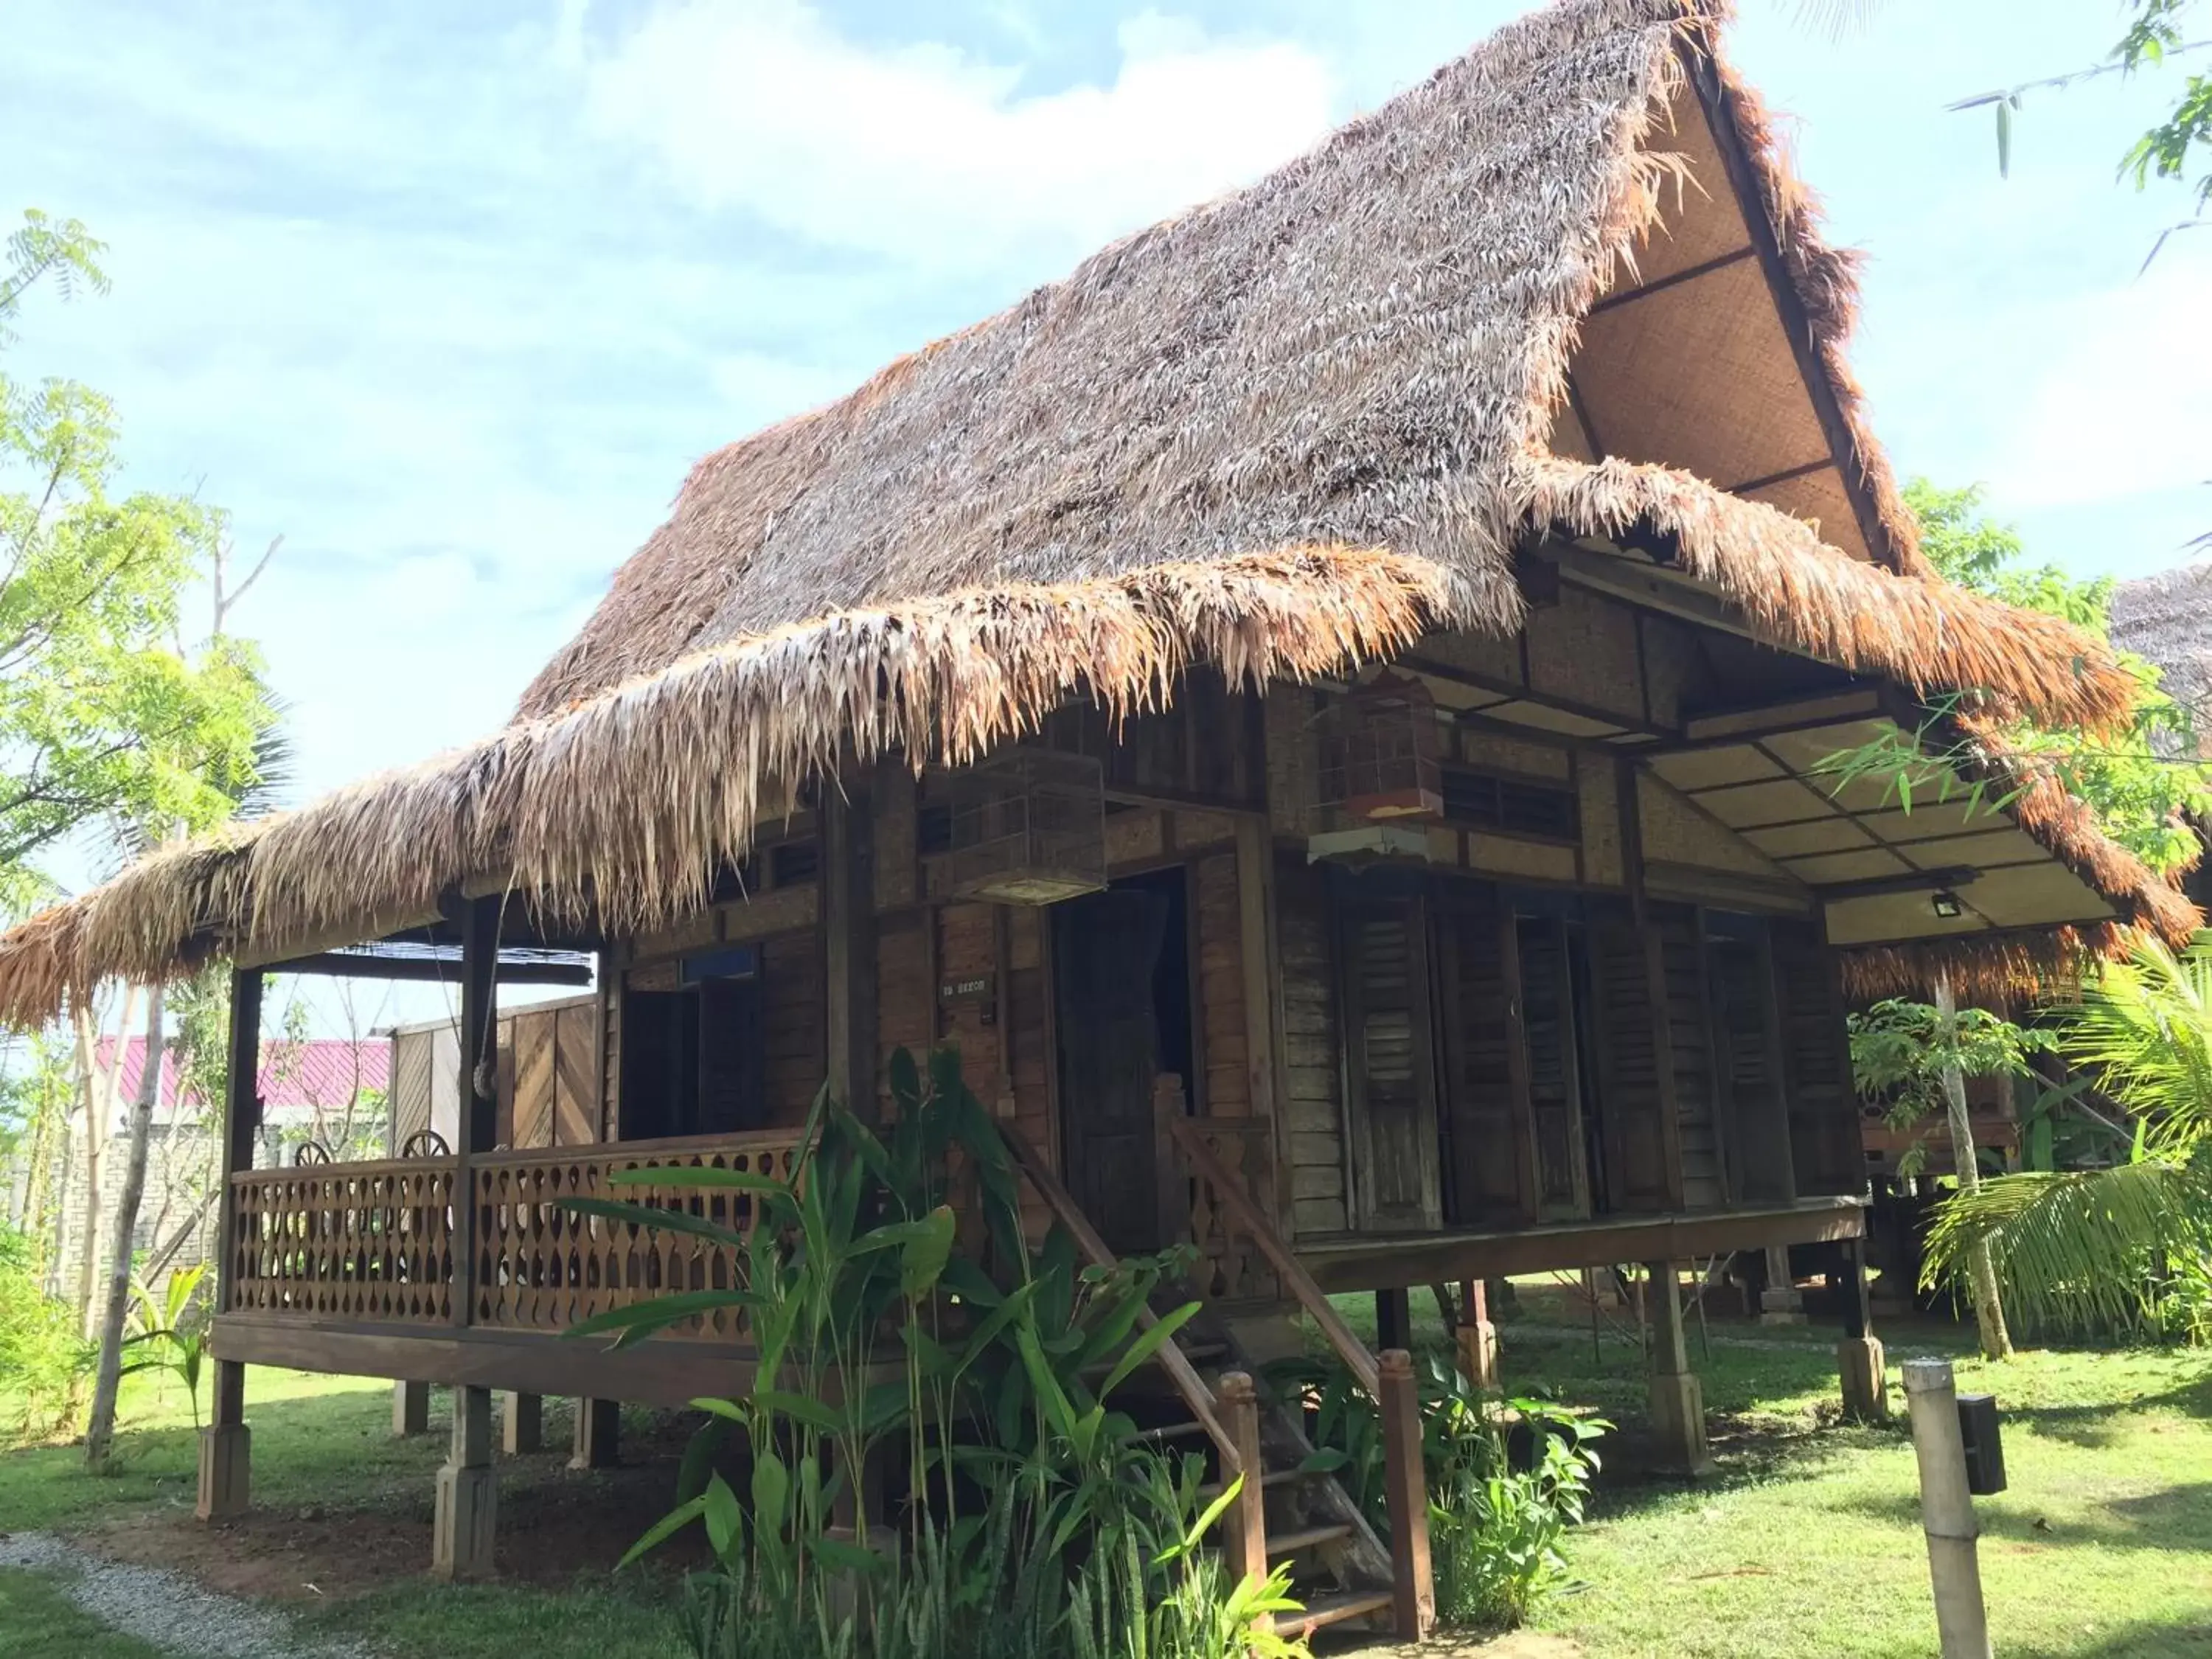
[0,0,2189,1027]
[2112,560,2212,756]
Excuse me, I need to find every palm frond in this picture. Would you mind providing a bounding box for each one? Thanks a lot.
[1923,1161,2212,1337]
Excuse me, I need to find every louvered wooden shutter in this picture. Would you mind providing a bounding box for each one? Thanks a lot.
[1654,903,1725,1209]
[1433,883,1534,1225]
[1340,895,1441,1230]
[1585,901,1680,1212]
[1515,917,1589,1219]
[697,977,766,1134]
[1770,919,1863,1196]
[1708,928,1795,1203]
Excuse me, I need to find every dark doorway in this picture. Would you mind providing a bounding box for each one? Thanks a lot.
[619,950,767,1141]
[1051,868,1192,1255]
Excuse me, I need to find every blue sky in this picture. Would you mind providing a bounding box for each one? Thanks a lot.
[4,0,2208,1028]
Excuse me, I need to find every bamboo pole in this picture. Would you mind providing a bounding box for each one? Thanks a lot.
[1904,1357,1992,1659]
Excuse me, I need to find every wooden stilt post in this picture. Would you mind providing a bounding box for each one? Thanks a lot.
[435,897,500,1576]
[1454,1278,1500,1391]
[1374,1285,1411,1354]
[1216,1371,1270,1621]
[434,1385,497,1580]
[823,765,877,1121]
[569,1398,619,1470]
[1837,1234,1888,1422]
[500,1391,543,1455]
[1377,1349,1434,1639]
[1760,1242,1806,1324]
[392,1380,431,1438]
[198,967,260,1522]
[1644,1260,1714,1478]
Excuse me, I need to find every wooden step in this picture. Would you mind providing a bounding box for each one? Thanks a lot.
[1124,1418,1211,1447]
[1195,1465,1305,1501]
[1289,1587,1394,1634]
[1267,1521,1354,1559]
[1084,1340,1227,1384]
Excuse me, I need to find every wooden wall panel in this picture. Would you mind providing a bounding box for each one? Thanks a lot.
[1773,918,1863,1197]
[1433,882,1533,1225]
[762,930,825,1127]
[1276,857,1346,1237]
[875,910,934,1099]
[553,1002,598,1147]
[510,1010,556,1149]
[1005,906,1057,1202]
[1586,902,1678,1213]
[1194,853,1248,1117]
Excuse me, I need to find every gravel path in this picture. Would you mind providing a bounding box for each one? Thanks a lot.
[0,1531,375,1659]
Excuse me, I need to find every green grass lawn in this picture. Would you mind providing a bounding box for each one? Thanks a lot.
[4,1301,2210,1659]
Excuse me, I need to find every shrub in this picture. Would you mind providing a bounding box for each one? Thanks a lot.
[0,1221,88,1441]
[1428,1397,1604,1630]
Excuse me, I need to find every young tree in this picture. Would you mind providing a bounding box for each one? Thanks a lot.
[0,208,284,1464]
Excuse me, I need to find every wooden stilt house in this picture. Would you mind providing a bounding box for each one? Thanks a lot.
[1,0,2197,1628]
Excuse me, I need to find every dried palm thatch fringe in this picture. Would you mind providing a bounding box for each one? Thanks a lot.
[1517,456,2140,734]
[1840,925,2151,1005]
[0,548,1458,1029]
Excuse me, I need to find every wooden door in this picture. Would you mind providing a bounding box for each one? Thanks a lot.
[1516,917,1590,1220]
[1340,894,1441,1231]
[1654,903,1725,1208]
[1054,886,1170,1254]
[1433,884,1535,1225]
[1585,901,1680,1213]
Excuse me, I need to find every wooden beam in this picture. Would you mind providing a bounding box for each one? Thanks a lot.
[1585,244,1759,316]
[822,771,878,1119]
[260,950,591,986]
[209,1318,792,1407]
[1234,818,1290,1233]
[453,895,500,1330]
[1298,1200,1865,1294]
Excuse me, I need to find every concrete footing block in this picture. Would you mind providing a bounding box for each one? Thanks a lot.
[1648,1371,1716,1479]
[432,1464,498,1581]
[195,1424,251,1521]
[1839,1335,1889,1423]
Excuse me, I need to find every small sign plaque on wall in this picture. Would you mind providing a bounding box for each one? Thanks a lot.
[939,973,996,1025]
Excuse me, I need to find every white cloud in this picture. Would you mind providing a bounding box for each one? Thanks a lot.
[1980,257,2212,510]
[578,1,1340,270]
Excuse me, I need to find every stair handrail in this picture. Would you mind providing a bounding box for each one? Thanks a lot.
[999,1124,1242,1478]
[1166,1116,1380,1398]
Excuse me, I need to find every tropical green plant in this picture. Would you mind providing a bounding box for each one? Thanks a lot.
[561,1046,1308,1659]
[1925,936,2212,1341]
[116,1262,209,1430]
[1427,1395,1604,1630]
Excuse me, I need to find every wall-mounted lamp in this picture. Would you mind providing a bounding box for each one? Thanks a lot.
[1930,890,1964,919]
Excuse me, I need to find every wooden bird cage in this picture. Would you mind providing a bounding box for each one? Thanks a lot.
[1317,672,1444,822]
[942,750,1107,905]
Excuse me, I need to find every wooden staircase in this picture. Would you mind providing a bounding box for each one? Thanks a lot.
[1006,1124,1433,1643]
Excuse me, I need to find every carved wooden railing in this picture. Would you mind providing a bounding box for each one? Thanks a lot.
[1172,1116,1284,1307]
[226,1129,810,1345]
[999,1124,1243,1479]
[470,1131,807,1341]
[229,1158,459,1324]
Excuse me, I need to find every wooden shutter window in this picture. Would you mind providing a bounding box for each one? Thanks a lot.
[1340,895,1441,1231]
[1434,884,1534,1226]
[1708,929,1795,1204]
[1770,919,1862,1197]
[1585,901,1680,1213]
[1655,904,1725,1209]
[1516,917,1590,1220]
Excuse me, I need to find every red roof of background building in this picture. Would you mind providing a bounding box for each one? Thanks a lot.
[94,1036,389,1121]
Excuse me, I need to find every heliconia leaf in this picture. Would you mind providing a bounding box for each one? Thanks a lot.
[558,1195,746,1248]
[618,1492,707,1569]
[703,1472,742,1559]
